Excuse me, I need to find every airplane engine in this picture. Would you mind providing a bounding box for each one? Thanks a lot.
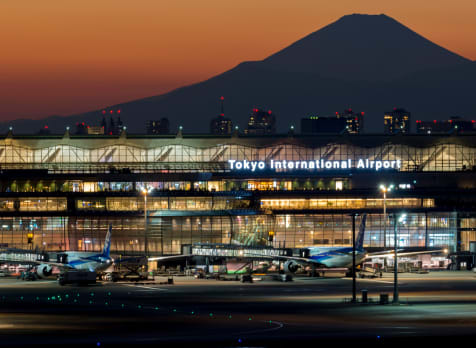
[37,264,53,278]
[284,260,300,273]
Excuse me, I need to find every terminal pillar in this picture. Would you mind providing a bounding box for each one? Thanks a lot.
[351,214,356,303]
[424,211,429,249]
[456,212,462,252]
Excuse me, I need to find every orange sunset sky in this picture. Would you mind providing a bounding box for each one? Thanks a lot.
[0,0,475,121]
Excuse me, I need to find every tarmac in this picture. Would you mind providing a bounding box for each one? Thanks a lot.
[0,271,475,347]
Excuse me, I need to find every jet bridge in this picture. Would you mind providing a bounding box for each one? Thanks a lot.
[182,243,292,259]
[0,248,49,264]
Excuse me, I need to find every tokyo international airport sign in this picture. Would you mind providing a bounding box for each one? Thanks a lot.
[227,159,402,172]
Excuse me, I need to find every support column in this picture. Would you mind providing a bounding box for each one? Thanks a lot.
[424,211,428,249]
[351,214,356,303]
[456,212,462,252]
[393,214,399,304]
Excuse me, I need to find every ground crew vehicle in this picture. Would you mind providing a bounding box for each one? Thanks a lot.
[58,270,96,286]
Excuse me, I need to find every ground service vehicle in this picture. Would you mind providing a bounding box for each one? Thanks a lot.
[58,271,96,286]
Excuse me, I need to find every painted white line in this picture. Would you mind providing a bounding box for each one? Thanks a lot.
[360,279,397,284]
[239,320,285,335]
[0,280,56,286]
[342,278,398,284]
[121,284,169,291]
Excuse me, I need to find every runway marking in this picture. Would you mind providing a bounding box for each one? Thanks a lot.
[343,278,400,284]
[0,280,56,286]
[120,284,169,291]
[238,320,284,335]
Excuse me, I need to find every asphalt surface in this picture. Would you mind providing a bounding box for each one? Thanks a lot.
[0,271,476,347]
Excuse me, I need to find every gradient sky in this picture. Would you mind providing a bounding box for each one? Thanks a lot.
[0,0,475,121]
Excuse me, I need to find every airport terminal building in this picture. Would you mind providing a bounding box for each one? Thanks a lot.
[0,129,475,255]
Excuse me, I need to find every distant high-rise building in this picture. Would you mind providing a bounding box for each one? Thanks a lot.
[301,116,347,134]
[210,115,233,135]
[37,125,51,135]
[416,116,476,134]
[75,122,105,135]
[112,116,123,135]
[101,117,107,131]
[75,122,88,135]
[210,96,233,135]
[245,108,276,135]
[101,109,123,135]
[384,108,411,134]
[336,109,364,133]
[87,126,105,135]
[146,118,170,135]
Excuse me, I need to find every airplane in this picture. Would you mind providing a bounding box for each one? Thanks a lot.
[275,214,446,273]
[277,214,369,272]
[148,215,369,273]
[35,224,113,278]
[149,213,446,274]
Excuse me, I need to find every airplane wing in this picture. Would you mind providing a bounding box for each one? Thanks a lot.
[267,255,322,264]
[148,255,192,262]
[365,249,446,259]
[113,255,147,264]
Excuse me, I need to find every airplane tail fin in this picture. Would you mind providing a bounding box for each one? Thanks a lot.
[355,214,367,250]
[102,224,112,257]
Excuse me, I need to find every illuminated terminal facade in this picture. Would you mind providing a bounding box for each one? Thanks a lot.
[0,129,475,256]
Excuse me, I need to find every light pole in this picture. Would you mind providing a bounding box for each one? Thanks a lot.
[393,212,406,304]
[379,184,393,249]
[142,187,152,256]
[351,213,357,303]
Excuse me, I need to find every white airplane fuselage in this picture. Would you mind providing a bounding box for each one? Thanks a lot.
[307,246,367,268]
[60,251,112,272]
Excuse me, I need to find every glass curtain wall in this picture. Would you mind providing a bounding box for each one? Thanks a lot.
[0,213,457,253]
[0,141,474,173]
